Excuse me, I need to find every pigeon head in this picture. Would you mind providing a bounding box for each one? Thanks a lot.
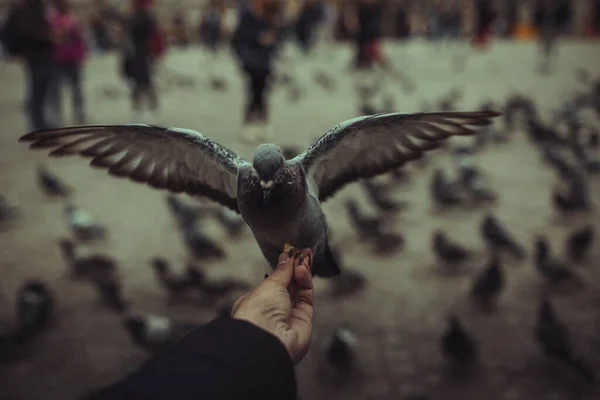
[252,144,285,204]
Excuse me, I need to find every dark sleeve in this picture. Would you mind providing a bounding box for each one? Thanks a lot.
[93,318,297,400]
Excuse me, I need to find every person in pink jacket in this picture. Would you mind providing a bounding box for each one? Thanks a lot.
[48,0,87,125]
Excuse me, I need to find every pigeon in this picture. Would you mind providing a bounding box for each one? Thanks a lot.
[166,194,204,226]
[64,204,106,241]
[326,325,357,372]
[92,273,128,312]
[552,175,590,213]
[58,238,117,278]
[20,111,499,277]
[535,299,594,382]
[471,255,504,309]
[458,166,497,203]
[540,144,578,179]
[182,221,226,260]
[0,195,19,226]
[37,164,71,197]
[361,180,407,213]
[14,281,54,343]
[151,257,203,298]
[214,207,246,238]
[432,230,470,263]
[481,214,526,260]
[441,316,478,365]
[372,231,405,254]
[345,199,386,239]
[123,314,200,353]
[431,169,464,206]
[534,236,582,286]
[565,225,594,262]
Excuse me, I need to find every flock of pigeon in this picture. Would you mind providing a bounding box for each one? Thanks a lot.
[319,74,600,395]
[0,168,256,357]
[2,62,600,400]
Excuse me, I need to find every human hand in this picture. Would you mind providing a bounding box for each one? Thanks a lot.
[232,250,314,364]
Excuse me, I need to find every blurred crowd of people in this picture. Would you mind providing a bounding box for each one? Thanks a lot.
[0,0,597,136]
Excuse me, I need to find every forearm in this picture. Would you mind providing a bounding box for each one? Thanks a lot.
[93,318,297,400]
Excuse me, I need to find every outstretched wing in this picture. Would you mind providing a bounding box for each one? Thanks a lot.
[20,125,249,212]
[295,111,499,202]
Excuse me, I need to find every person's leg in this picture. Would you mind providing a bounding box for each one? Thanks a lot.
[65,63,86,124]
[26,60,52,131]
[47,63,63,127]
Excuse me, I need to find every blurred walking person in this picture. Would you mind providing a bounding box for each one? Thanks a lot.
[294,0,324,55]
[232,0,282,142]
[2,0,56,131]
[473,0,496,50]
[48,0,88,126]
[535,0,569,74]
[122,0,165,122]
[89,0,123,52]
[199,1,225,86]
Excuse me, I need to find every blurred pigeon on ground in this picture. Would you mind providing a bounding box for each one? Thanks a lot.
[214,208,246,238]
[536,299,594,382]
[326,325,357,373]
[37,164,71,197]
[345,199,385,239]
[313,70,335,92]
[471,255,504,309]
[458,166,496,203]
[372,232,404,254]
[182,221,226,260]
[481,214,526,260]
[64,204,106,241]
[327,247,366,297]
[166,194,205,227]
[565,225,594,262]
[15,281,54,343]
[58,238,117,278]
[0,195,19,226]
[540,144,578,179]
[20,111,498,278]
[552,174,590,213]
[431,169,464,207]
[432,230,470,264]
[92,273,128,313]
[361,180,408,213]
[441,316,478,365]
[151,257,203,299]
[534,237,582,286]
[123,314,200,353]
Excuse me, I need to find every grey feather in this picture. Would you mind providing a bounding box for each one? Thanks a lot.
[295,111,499,201]
[20,125,249,212]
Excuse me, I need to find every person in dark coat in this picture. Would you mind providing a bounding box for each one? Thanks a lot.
[295,0,324,54]
[123,0,161,121]
[534,0,570,73]
[8,0,56,131]
[349,0,384,70]
[232,0,282,142]
[87,251,314,400]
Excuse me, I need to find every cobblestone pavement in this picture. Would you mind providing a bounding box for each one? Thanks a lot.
[1,41,600,400]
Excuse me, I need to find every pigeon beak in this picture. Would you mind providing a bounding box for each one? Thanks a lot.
[263,188,272,204]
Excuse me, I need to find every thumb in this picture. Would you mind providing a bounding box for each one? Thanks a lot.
[266,251,294,288]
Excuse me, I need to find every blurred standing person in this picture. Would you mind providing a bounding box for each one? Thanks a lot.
[232,0,282,142]
[4,0,56,131]
[535,0,569,74]
[89,0,123,52]
[294,0,324,55]
[349,0,384,71]
[48,0,88,126]
[473,0,496,50]
[199,1,225,84]
[123,0,165,122]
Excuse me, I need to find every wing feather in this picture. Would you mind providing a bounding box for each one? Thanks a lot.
[296,111,499,201]
[20,125,249,212]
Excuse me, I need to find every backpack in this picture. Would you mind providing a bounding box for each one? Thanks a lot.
[1,6,23,56]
